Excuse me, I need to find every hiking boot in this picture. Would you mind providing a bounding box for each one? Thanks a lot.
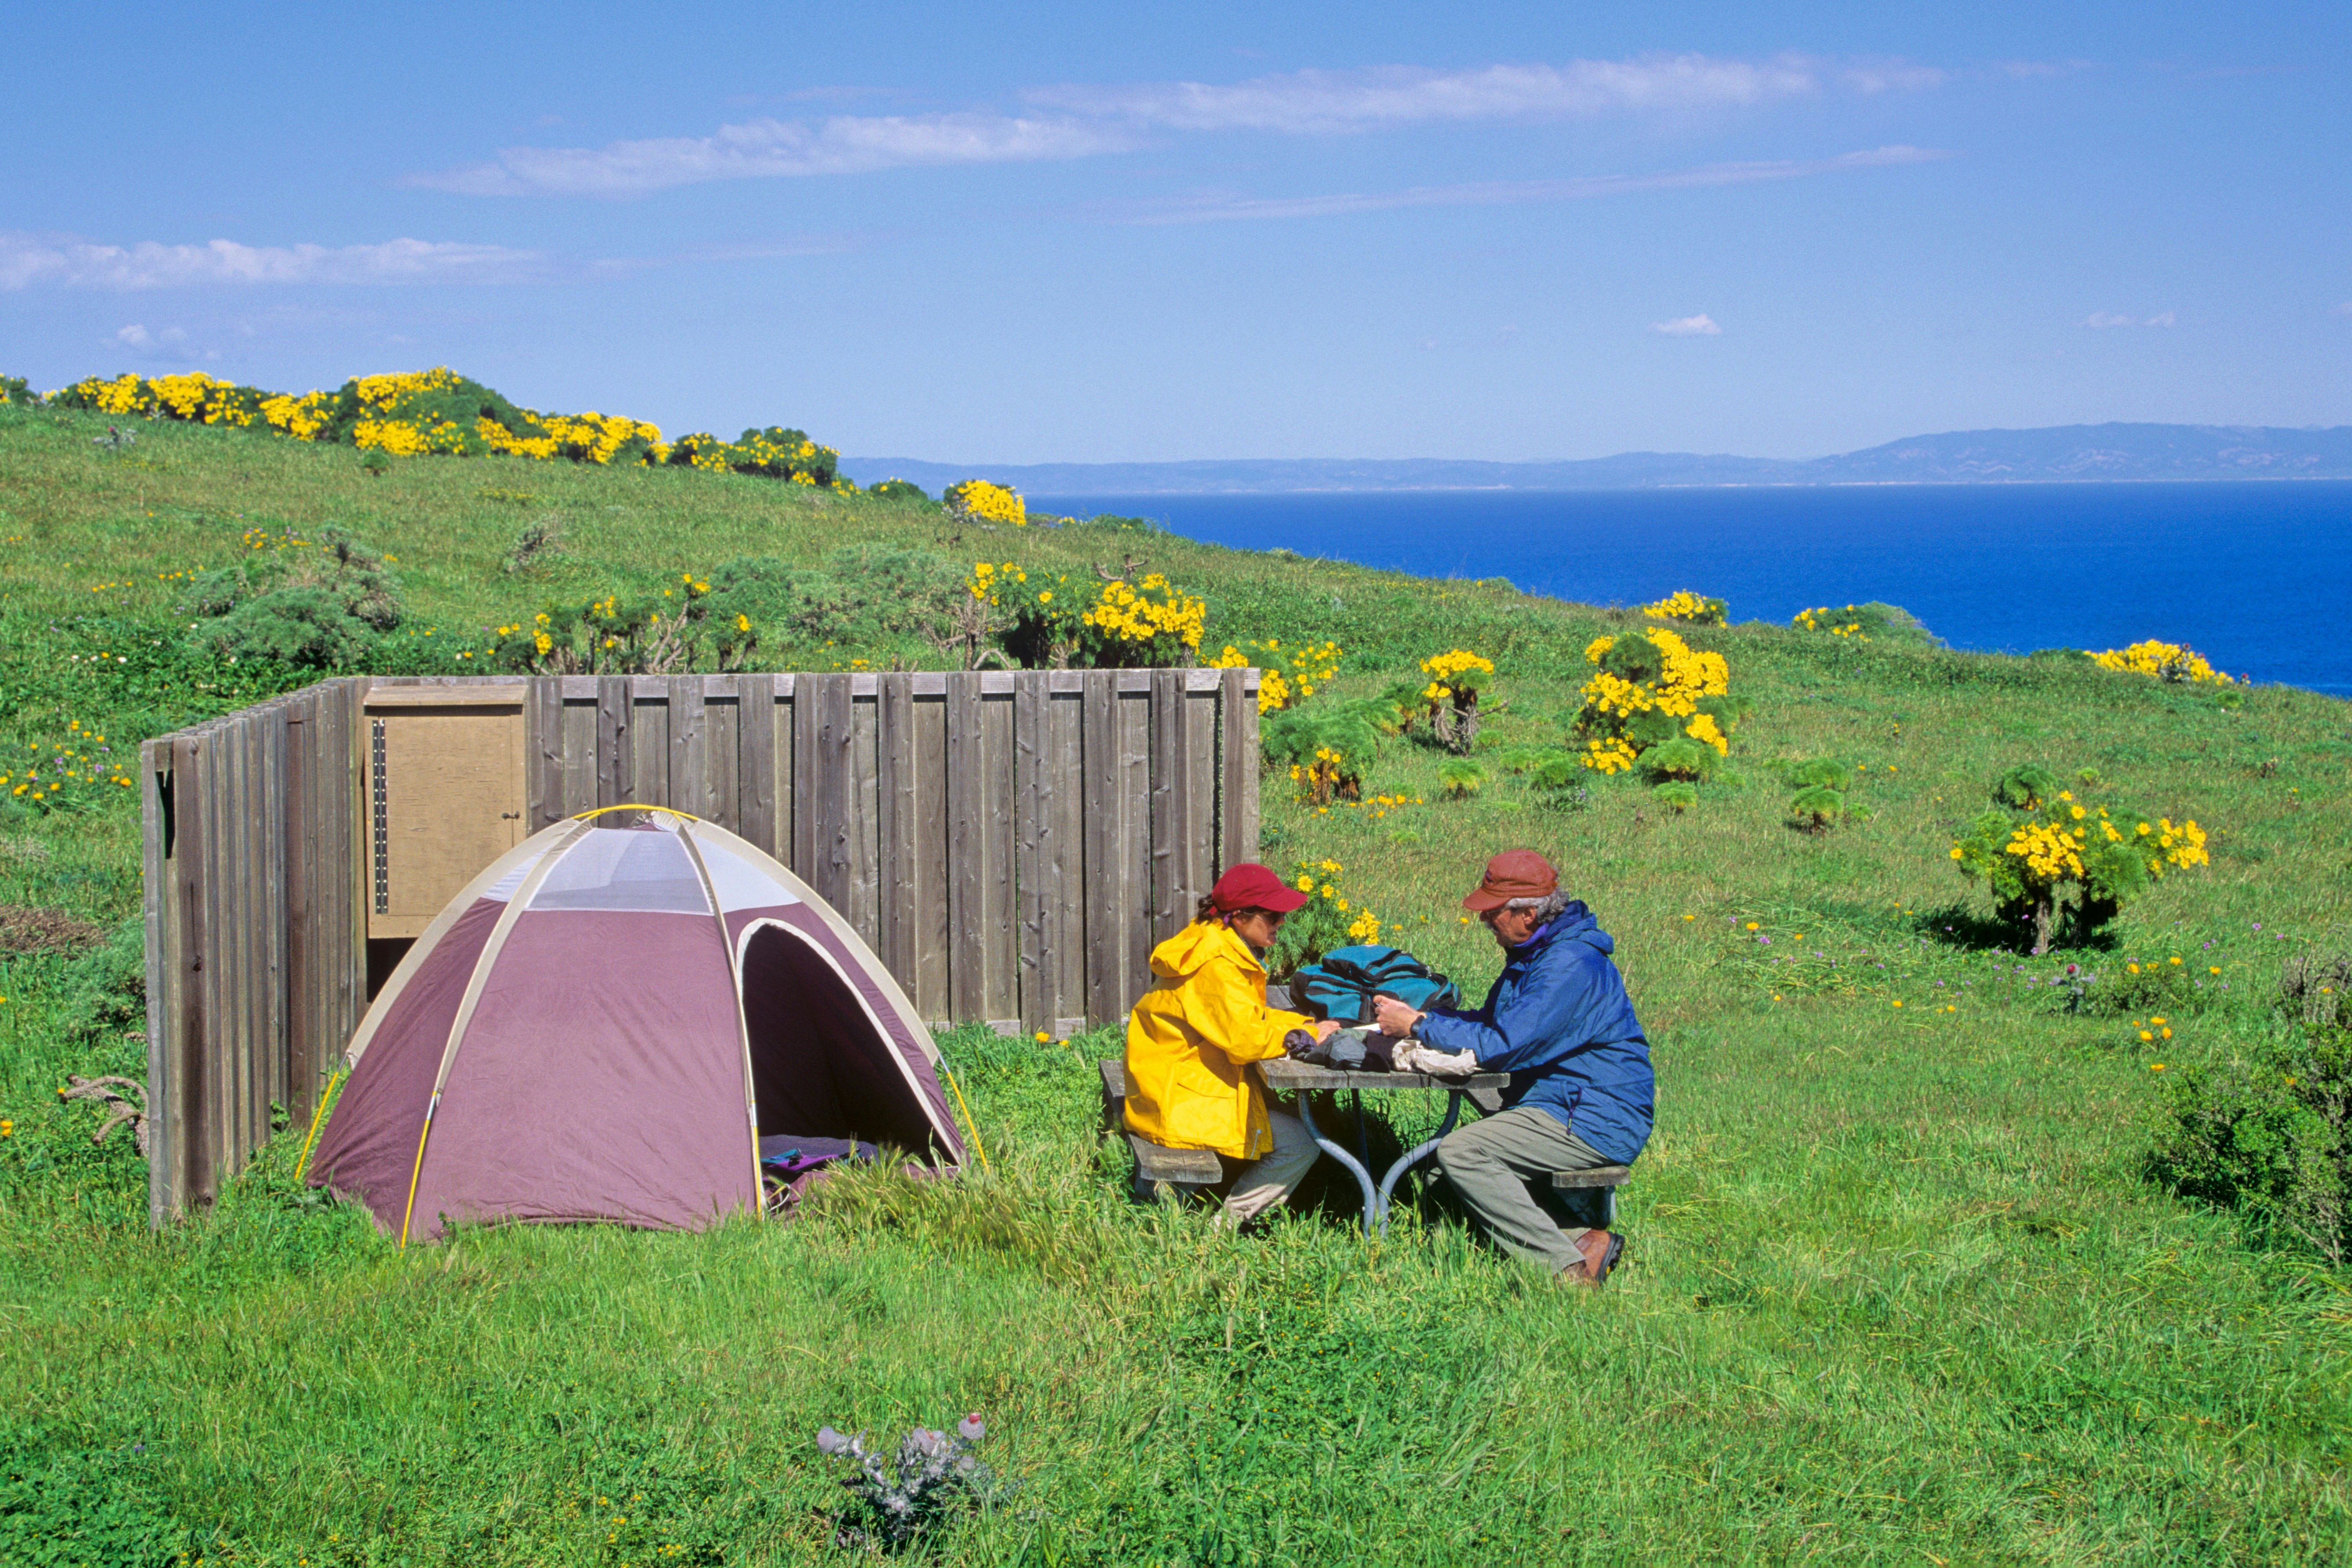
[1562,1229,1623,1287]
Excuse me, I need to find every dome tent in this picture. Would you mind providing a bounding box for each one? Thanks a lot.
[307,809,963,1243]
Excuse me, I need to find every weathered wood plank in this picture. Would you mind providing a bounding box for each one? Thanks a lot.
[527,677,565,829]
[1117,682,1152,1008]
[140,740,172,1225]
[597,676,634,808]
[875,674,918,991]
[848,686,880,949]
[978,684,1017,1022]
[561,697,597,818]
[175,731,212,1209]
[1049,683,1086,1023]
[704,679,739,833]
[1184,688,1217,922]
[1013,673,1056,1035]
[633,692,671,808]
[666,675,707,818]
[283,696,316,1132]
[805,674,854,914]
[735,674,779,860]
[1219,667,1256,874]
[946,676,986,1021]
[911,688,950,1019]
[265,705,292,1139]
[1081,671,1121,1028]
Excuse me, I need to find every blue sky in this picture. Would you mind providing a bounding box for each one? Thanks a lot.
[4,2,2347,465]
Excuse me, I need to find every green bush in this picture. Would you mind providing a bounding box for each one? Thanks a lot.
[1639,736,1716,782]
[1949,764,2210,954]
[188,528,403,671]
[1653,781,1697,813]
[2147,1017,2351,1264]
[866,478,932,503]
[1789,783,1845,830]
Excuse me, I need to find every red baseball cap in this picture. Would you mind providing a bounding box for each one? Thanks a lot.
[1461,849,1558,912]
[1209,862,1311,914]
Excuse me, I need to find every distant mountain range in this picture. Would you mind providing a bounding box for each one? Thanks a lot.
[844,422,2352,496]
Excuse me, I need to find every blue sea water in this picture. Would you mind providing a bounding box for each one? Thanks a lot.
[1029,482,2352,695]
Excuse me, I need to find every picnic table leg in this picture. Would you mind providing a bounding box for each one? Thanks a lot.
[1371,1089,1466,1239]
[1294,1090,1379,1233]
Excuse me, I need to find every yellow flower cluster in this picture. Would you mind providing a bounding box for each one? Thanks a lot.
[2090,640,2234,685]
[1642,590,1727,626]
[1211,637,1341,714]
[1289,746,1351,806]
[967,560,1027,604]
[1084,574,1204,652]
[1289,858,1382,944]
[2005,821,2086,881]
[1581,737,1638,775]
[261,390,335,439]
[2150,816,2209,870]
[1794,607,1868,638]
[55,372,155,415]
[1575,626,1732,771]
[1419,647,1494,701]
[944,479,1026,528]
[483,410,664,465]
[5,721,136,808]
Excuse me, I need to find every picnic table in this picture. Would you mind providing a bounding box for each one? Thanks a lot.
[1256,1057,1509,1237]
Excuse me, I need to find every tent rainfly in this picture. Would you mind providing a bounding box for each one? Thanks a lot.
[307,810,963,1242]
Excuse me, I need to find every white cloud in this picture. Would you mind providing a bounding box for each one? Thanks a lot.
[407,112,1131,198]
[2083,310,2175,328]
[2146,310,2176,327]
[1028,54,1826,133]
[409,53,1940,198]
[1108,146,1948,225]
[0,231,543,290]
[1652,314,1722,337]
[114,323,153,346]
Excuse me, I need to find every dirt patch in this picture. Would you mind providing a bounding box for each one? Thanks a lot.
[0,904,107,955]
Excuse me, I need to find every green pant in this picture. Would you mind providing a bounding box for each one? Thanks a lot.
[1435,1107,1616,1274]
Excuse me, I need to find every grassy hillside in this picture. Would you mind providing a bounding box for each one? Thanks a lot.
[2,402,2350,1564]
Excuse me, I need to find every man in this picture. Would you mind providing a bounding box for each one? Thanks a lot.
[1372,850,1654,1286]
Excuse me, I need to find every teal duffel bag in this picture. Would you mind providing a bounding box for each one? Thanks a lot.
[1291,945,1461,1024]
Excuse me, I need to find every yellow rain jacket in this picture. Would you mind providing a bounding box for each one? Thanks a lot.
[1124,920,1313,1160]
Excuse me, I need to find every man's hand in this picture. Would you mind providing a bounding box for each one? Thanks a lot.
[1371,994,1424,1037]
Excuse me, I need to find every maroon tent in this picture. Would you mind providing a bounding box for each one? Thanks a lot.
[308,811,963,1243]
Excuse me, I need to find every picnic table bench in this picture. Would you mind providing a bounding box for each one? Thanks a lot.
[1100,1056,1633,1236]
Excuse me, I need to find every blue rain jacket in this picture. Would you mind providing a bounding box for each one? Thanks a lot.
[1416,902,1655,1164]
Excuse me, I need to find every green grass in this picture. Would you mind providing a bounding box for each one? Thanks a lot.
[3,403,2351,1563]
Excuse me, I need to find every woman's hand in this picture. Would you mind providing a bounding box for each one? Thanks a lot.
[1371,995,1425,1037]
[1311,1018,1342,1042]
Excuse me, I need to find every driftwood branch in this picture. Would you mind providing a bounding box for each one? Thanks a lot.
[61,1074,150,1158]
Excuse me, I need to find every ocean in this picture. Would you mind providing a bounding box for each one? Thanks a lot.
[1027,482,2352,694]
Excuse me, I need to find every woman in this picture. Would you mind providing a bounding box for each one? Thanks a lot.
[1124,862,1340,1225]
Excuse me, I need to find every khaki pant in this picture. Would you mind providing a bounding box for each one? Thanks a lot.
[1435,1107,1616,1274]
[1219,1109,1321,1226]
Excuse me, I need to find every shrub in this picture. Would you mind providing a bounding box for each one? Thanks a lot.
[1949,766,2210,954]
[1210,638,1342,714]
[2147,956,2352,1263]
[944,479,1025,528]
[1791,602,1934,644]
[1790,784,1845,831]
[486,573,759,675]
[1262,703,1384,806]
[1653,781,1698,813]
[1639,736,1715,782]
[189,526,403,670]
[1573,626,1739,775]
[1438,759,1486,799]
[2091,639,2235,685]
[1266,858,1383,979]
[1418,649,1494,755]
[1,374,42,407]
[1643,590,1726,625]
[816,1413,998,1550]
[868,477,932,503]
[976,565,1205,669]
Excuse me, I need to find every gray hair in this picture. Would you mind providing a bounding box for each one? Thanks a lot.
[1505,890,1575,923]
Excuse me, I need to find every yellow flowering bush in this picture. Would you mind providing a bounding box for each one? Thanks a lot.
[944,480,1026,529]
[482,573,757,675]
[1210,638,1341,714]
[979,566,1205,669]
[2091,640,2234,685]
[1266,858,1383,979]
[42,365,843,487]
[1643,590,1727,626]
[1574,626,1741,779]
[1950,763,2211,953]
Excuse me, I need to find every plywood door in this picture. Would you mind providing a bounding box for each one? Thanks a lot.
[367,696,527,938]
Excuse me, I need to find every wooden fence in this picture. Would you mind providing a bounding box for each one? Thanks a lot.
[140,667,1260,1222]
